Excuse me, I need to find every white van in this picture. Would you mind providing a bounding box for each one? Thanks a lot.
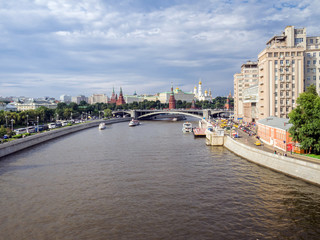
[14,128,27,134]
[48,123,56,129]
[26,126,36,133]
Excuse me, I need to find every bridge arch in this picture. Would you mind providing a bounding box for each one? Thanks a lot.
[137,111,204,120]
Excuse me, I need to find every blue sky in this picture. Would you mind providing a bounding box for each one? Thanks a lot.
[0,0,319,99]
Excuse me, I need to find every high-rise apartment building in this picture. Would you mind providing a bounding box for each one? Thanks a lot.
[233,61,258,120]
[305,36,320,94]
[258,26,305,119]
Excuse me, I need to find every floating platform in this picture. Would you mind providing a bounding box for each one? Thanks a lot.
[193,128,206,138]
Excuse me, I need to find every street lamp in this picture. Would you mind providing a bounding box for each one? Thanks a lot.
[5,115,8,128]
[37,116,39,132]
[26,114,29,127]
[70,112,73,121]
[10,119,14,131]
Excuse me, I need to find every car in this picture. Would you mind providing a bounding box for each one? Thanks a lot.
[255,140,261,146]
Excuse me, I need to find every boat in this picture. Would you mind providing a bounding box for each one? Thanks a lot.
[129,119,140,127]
[99,122,106,130]
[182,122,193,133]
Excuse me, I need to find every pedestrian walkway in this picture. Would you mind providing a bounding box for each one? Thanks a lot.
[233,129,320,165]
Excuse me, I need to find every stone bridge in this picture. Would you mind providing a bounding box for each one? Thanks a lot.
[112,109,233,120]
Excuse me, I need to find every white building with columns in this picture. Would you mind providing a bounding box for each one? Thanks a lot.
[193,80,212,101]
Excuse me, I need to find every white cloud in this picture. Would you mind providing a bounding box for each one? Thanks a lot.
[0,0,320,98]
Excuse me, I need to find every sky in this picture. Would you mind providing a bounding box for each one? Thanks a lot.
[0,0,319,99]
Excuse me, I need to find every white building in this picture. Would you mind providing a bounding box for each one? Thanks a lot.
[15,99,57,111]
[193,80,212,101]
[159,88,194,103]
[71,95,88,104]
[60,94,72,103]
[88,94,108,104]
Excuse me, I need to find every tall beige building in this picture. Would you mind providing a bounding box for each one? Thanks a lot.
[88,94,108,104]
[305,35,320,94]
[258,26,305,119]
[233,61,258,120]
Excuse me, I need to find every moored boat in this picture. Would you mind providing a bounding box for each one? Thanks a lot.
[99,122,106,130]
[182,122,193,133]
[129,119,140,127]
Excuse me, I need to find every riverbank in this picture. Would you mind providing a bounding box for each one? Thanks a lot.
[0,117,130,158]
[224,135,320,186]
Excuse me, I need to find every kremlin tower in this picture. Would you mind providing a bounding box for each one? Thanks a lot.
[116,87,126,105]
[168,84,176,110]
[109,87,117,104]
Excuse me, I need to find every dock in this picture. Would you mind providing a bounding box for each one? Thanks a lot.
[193,127,206,137]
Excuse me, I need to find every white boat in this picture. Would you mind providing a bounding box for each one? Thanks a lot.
[129,119,140,127]
[182,122,193,133]
[99,122,106,130]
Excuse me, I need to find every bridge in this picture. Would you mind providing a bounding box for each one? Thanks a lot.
[112,109,233,120]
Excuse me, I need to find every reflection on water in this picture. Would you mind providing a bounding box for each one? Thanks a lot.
[0,120,320,240]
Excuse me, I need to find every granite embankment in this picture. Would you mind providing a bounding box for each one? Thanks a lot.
[0,118,130,158]
[224,136,320,186]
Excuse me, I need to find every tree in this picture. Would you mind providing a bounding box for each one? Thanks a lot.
[289,85,320,154]
[0,125,7,138]
[104,109,112,118]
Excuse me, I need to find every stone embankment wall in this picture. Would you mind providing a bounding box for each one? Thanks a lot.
[0,118,130,158]
[224,136,320,186]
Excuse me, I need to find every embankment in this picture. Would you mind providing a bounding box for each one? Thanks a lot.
[0,118,130,158]
[224,136,320,186]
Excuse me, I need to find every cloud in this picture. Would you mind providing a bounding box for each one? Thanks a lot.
[0,0,320,98]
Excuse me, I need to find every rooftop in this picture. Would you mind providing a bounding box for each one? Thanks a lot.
[257,116,292,131]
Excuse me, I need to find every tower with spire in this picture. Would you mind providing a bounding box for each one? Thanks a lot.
[109,87,117,104]
[168,83,176,109]
[116,87,126,105]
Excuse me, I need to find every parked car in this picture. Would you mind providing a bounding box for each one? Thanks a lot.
[48,123,56,129]
[14,128,27,134]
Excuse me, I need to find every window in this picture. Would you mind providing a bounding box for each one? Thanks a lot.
[292,67,295,72]
[313,76,316,81]
[307,68,310,73]
[292,84,295,88]
[286,91,289,96]
[313,68,316,73]
[297,52,302,56]
[286,60,290,65]
[313,52,316,57]
[268,53,272,57]
[295,38,303,44]
[292,60,295,64]
[274,52,278,57]
[292,75,295,80]
[280,52,284,58]
[310,39,314,44]
[307,60,311,64]
[280,60,284,65]
[291,52,295,57]
[275,84,278,89]
[307,76,311,81]
[286,52,290,57]
[293,92,295,97]
[280,75,283,81]
[286,75,289,80]
[275,76,278,81]
[313,60,316,65]
[307,53,311,57]
[275,60,278,65]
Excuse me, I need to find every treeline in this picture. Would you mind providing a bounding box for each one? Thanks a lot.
[0,97,233,128]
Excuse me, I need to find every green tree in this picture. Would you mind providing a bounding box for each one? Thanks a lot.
[288,85,320,154]
[104,109,112,118]
[0,125,7,138]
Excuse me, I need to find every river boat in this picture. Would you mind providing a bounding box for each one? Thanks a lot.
[182,122,193,133]
[99,122,106,130]
[129,119,140,127]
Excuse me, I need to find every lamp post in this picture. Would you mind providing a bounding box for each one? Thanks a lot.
[5,115,8,128]
[11,119,14,131]
[37,116,39,132]
[26,114,29,127]
[70,112,73,121]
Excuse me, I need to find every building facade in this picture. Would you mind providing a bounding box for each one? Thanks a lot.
[305,35,320,95]
[233,61,259,120]
[258,26,305,120]
[60,94,72,103]
[88,94,108,104]
[71,95,88,104]
[193,80,212,101]
[242,84,259,123]
[15,99,57,111]
[159,88,194,104]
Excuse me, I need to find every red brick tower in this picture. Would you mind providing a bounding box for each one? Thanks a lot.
[116,87,126,105]
[109,87,117,104]
[168,84,176,110]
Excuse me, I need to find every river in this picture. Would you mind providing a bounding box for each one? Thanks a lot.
[0,120,320,239]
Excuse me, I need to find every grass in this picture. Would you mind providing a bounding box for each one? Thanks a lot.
[305,154,320,159]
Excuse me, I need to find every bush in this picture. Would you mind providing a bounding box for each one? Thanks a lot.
[12,134,22,139]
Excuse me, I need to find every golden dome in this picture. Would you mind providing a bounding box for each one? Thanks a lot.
[205,90,208,93]
[199,80,202,85]
[194,86,197,89]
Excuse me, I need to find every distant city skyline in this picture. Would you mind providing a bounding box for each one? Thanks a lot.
[1,0,320,98]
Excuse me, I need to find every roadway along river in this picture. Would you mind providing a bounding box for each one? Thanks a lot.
[0,120,320,239]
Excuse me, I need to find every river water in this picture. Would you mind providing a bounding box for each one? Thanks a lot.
[0,120,320,240]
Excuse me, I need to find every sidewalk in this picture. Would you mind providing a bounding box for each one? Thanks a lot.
[233,129,320,165]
